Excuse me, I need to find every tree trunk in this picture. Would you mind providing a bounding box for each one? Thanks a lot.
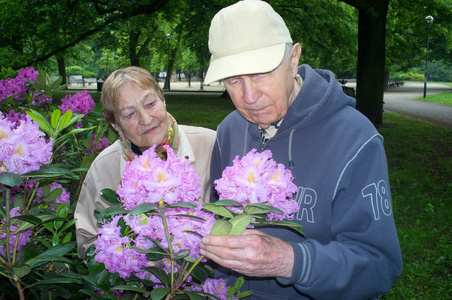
[56,56,67,88]
[129,30,140,66]
[355,0,389,126]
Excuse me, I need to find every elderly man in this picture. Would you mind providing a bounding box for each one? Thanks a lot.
[199,0,402,299]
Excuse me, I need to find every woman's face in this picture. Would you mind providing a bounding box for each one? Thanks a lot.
[113,81,168,152]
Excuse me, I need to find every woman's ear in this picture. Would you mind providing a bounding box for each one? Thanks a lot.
[111,123,122,135]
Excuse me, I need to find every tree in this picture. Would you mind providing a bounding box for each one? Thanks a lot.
[335,0,389,126]
[0,0,169,70]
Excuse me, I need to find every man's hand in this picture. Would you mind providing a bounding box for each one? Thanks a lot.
[199,229,294,278]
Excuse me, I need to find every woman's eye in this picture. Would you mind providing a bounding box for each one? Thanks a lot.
[122,111,134,119]
[146,101,155,108]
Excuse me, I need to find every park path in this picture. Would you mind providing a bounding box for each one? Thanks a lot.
[383,81,452,129]
[77,79,452,129]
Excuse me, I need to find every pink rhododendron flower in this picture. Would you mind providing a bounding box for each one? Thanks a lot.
[190,278,239,300]
[35,182,71,210]
[0,111,52,174]
[117,145,202,209]
[96,146,215,283]
[58,90,95,115]
[0,207,32,259]
[214,149,298,221]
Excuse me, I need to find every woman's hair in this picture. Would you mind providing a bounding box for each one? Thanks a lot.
[101,66,165,125]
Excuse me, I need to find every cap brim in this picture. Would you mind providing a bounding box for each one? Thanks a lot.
[204,43,286,85]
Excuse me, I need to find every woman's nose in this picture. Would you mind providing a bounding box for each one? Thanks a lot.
[138,111,153,125]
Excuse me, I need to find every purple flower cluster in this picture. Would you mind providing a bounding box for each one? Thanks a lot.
[86,133,110,155]
[96,146,215,281]
[190,278,238,300]
[58,90,95,115]
[0,111,53,175]
[0,207,32,259]
[214,149,298,221]
[117,145,202,210]
[95,205,215,280]
[0,67,38,102]
[35,182,71,210]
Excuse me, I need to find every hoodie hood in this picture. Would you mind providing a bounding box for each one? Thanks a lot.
[277,64,356,136]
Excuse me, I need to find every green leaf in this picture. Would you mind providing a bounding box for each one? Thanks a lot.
[236,291,254,298]
[244,204,273,215]
[34,277,83,285]
[129,203,157,215]
[26,243,75,268]
[12,264,32,278]
[112,285,153,296]
[11,215,42,226]
[173,214,205,222]
[26,109,53,136]
[228,214,253,235]
[215,199,243,207]
[190,264,214,282]
[22,165,78,180]
[97,206,128,222]
[64,113,85,128]
[0,172,23,187]
[145,267,171,287]
[79,290,103,300]
[184,291,206,300]
[203,203,234,218]
[62,232,72,244]
[174,249,190,260]
[44,188,63,203]
[56,203,69,218]
[150,287,171,300]
[100,188,120,204]
[50,109,62,128]
[252,220,305,236]
[211,219,232,236]
[168,202,197,209]
[57,110,73,131]
[50,75,63,90]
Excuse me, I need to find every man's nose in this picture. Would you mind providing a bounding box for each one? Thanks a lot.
[242,78,261,104]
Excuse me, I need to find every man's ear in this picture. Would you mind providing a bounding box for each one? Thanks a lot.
[291,43,302,76]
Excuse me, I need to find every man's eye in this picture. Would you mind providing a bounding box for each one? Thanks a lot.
[225,78,239,85]
[252,73,270,80]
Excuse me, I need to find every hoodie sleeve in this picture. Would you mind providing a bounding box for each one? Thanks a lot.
[278,135,402,300]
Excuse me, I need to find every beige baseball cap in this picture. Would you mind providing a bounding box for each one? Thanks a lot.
[204,0,293,85]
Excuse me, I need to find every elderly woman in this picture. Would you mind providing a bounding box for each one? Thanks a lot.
[75,66,216,258]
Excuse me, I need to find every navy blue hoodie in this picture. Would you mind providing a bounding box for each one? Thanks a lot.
[210,65,402,299]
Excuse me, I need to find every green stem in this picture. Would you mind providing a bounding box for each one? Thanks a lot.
[181,255,204,283]
[160,205,175,290]
[5,187,13,267]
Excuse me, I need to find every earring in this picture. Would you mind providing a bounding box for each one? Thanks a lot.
[295,74,303,86]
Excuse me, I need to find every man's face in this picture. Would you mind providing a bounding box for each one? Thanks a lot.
[223,44,301,129]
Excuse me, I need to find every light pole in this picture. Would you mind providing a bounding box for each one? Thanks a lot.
[166,33,172,90]
[423,15,434,98]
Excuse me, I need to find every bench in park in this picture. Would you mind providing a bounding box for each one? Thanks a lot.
[389,78,405,88]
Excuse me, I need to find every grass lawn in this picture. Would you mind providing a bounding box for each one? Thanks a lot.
[379,113,451,299]
[415,82,452,105]
[57,89,451,298]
